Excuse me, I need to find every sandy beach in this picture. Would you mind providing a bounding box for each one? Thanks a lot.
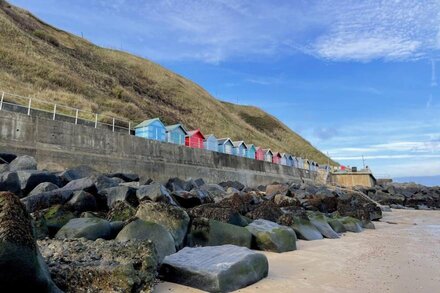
[154,210,440,293]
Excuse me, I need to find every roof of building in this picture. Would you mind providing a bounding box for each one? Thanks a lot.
[232,141,248,148]
[165,123,188,134]
[204,134,217,140]
[262,149,273,155]
[134,118,165,129]
[247,144,257,150]
[217,138,233,145]
[186,129,205,139]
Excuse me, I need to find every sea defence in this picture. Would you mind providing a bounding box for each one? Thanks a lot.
[0,110,315,186]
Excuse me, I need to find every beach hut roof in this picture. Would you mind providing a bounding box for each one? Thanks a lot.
[262,149,273,155]
[273,152,282,157]
[165,123,188,134]
[217,138,233,145]
[135,118,165,129]
[204,134,217,139]
[187,129,205,139]
[247,144,256,150]
[232,141,248,148]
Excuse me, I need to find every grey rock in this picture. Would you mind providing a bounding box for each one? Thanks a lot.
[278,213,324,241]
[55,217,112,240]
[43,205,76,236]
[0,171,21,194]
[17,170,61,195]
[116,219,176,262]
[28,182,59,197]
[308,213,340,239]
[94,175,120,194]
[106,201,136,222]
[136,182,177,205]
[8,155,37,171]
[136,201,190,248]
[160,245,268,292]
[339,216,363,233]
[101,185,138,208]
[246,219,297,252]
[21,189,75,213]
[219,180,245,191]
[58,165,97,185]
[0,163,9,173]
[66,190,97,213]
[327,218,347,233]
[109,221,125,238]
[0,152,17,164]
[199,184,227,203]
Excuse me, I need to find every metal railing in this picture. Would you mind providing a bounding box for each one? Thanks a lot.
[0,90,135,134]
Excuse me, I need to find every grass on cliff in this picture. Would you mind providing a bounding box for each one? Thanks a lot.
[0,0,336,165]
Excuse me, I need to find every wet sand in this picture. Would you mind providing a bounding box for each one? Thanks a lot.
[154,209,440,293]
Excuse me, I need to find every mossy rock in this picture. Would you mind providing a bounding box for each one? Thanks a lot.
[326,217,347,233]
[43,205,75,237]
[246,219,297,253]
[339,217,363,233]
[55,217,112,240]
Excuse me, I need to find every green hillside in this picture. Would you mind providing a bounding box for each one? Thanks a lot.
[0,0,336,165]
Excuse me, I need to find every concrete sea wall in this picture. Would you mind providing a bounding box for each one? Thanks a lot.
[0,110,315,187]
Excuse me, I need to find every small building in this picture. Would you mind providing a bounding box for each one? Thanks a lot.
[232,141,248,157]
[255,147,265,161]
[165,123,188,145]
[272,152,282,164]
[204,134,218,152]
[135,118,167,142]
[246,144,257,159]
[286,154,294,167]
[304,159,310,171]
[297,157,304,169]
[185,129,205,149]
[217,138,234,154]
[263,149,273,162]
[280,153,288,165]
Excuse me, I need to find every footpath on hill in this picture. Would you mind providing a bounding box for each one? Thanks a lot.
[155,209,440,293]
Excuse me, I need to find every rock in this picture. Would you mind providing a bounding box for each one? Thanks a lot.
[61,176,96,193]
[136,202,190,248]
[417,204,431,210]
[339,216,363,233]
[246,219,297,252]
[273,194,299,207]
[43,205,76,236]
[336,189,382,221]
[106,172,139,182]
[55,217,112,240]
[278,212,324,241]
[380,205,392,212]
[160,245,268,292]
[107,201,136,222]
[308,212,340,239]
[370,190,405,206]
[136,183,177,205]
[0,192,60,292]
[58,165,97,185]
[66,190,97,213]
[187,218,252,248]
[94,175,120,194]
[172,189,210,208]
[116,219,176,262]
[17,170,61,195]
[265,183,290,198]
[28,182,59,196]
[109,221,125,238]
[0,152,17,164]
[362,220,376,229]
[31,211,50,240]
[0,163,9,173]
[225,187,241,195]
[8,155,37,171]
[199,184,227,202]
[0,171,21,194]
[100,186,138,208]
[39,238,157,293]
[390,204,406,209]
[327,218,347,233]
[119,181,141,188]
[188,203,250,226]
[246,201,283,222]
[219,180,245,191]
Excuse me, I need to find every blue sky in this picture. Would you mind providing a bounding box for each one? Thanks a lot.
[9,0,440,180]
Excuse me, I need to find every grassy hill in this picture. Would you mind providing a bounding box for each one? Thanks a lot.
[0,0,336,165]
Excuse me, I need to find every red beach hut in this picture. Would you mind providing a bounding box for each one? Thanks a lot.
[185,129,205,149]
[272,152,282,164]
[255,147,265,161]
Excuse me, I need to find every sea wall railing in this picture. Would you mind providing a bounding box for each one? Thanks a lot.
[0,90,135,134]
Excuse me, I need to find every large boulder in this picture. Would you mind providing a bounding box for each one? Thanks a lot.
[187,218,252,248]
[28,182,59,197]
[0,192,60,292]
[246,201,283,222]
[219,180,245,191]
[369,190,405,206]
[55,217,112,240]
[199,184,228,202]
[100,186,138,208]
[327,217,347,233]
[0,171,20,194]
[106,172,139,182]
[17,171,61,195]
[308,212,340,239]
[21,189,75,213]
[66,190,97,213]
[0,152,17,164]
[136,183,177,205]
[278,212,324,241]
[106,201,136,222]
[265,183,290,198]
[339,216,363,233]
[94,175,120,194]
[116,219,176,262]
[336,189,382,221]
[43,205,76,236]
[160,245,268,292]
[136,202,190,248]
[39,238,157,292]
[188,203,250,227]
[58,165,97,185]
[8,155,37,171]
[172,188,212,208]
[246,219,297,252]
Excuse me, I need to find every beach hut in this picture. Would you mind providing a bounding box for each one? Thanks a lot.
[272,152,282,164]
[304,160,310,171]
[217,138,234,154]
[286,154,294,167]
[280,153,288,165]
[255,147,265,161]
[247,144,257,159]
[185,129,205,149]
[165,123,187,145]
[263,149,273,162]
[297,157,304,169]
[134,118,167,142]
[204,134,218,152]
[232,141,248,157]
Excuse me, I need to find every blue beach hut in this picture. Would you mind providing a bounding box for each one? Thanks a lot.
[204,134,218,152]
[217,138,234,154]
[135,118,166,142]
[263,149,273,162]
[232,141,248,157]
[165,123,188,145]
[280,153,288,165]
[247,144,257,159]
[287,154,294,167]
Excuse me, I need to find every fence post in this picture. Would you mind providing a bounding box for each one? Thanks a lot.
[0,92,4,110]
[27,98,32,115]
[53,104,57,120]
[75,109,79,125]
[128,122,131,134]
[112,118,115,132]
[95,114,98,128]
